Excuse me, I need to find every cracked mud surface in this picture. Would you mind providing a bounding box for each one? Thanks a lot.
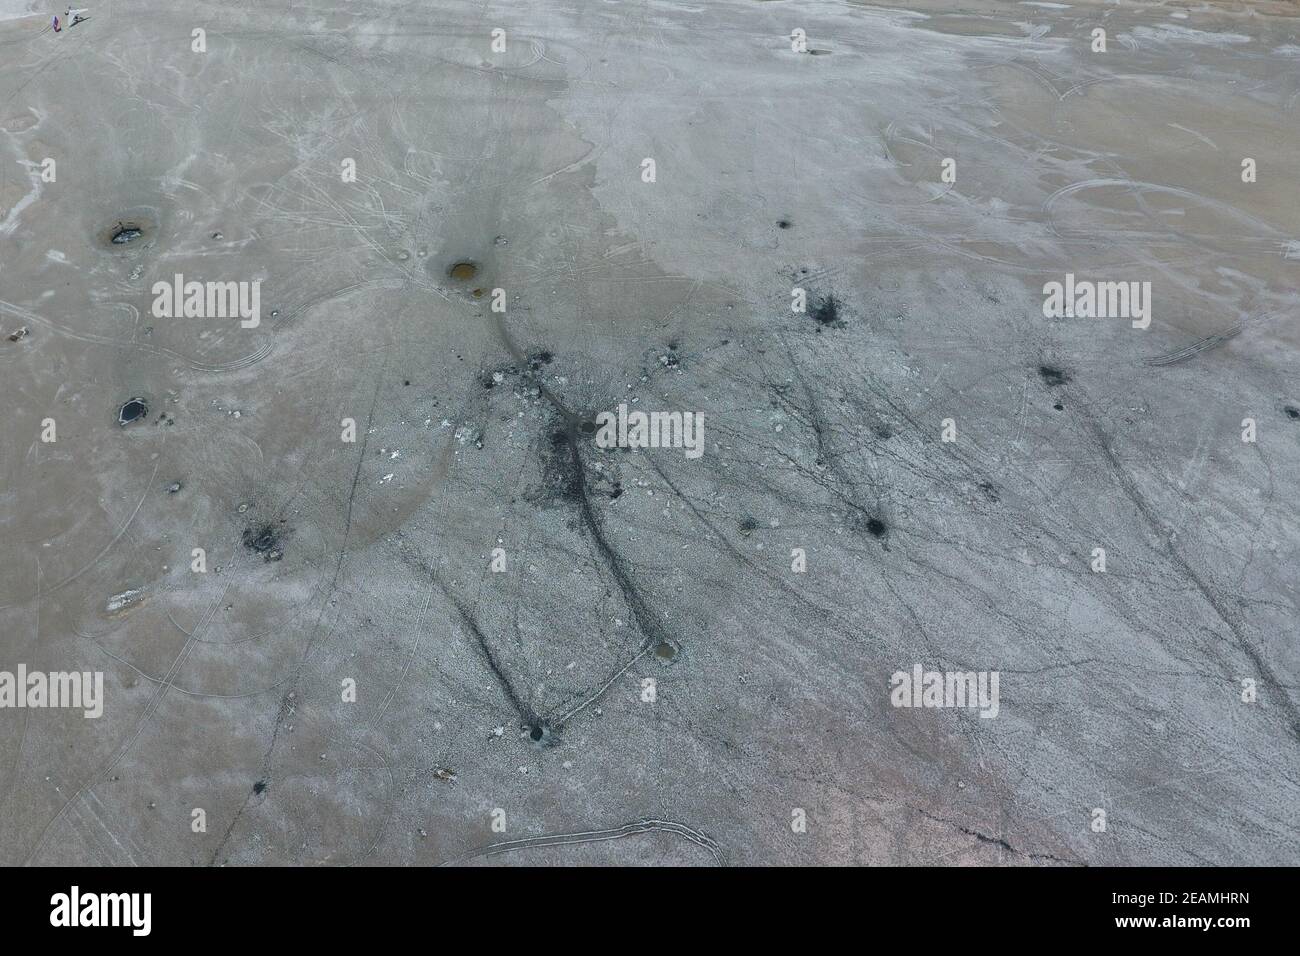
[1,0,1298,865]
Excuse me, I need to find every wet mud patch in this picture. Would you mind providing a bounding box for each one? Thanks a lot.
[533,425,585,506]
[655,640,681,663]
[1038,364,1070,387]
[448,261,478,282]
[1284,405,1299,420]
[242,522,287,562]
[532,410,624,507]
[850,512,888,539]
[809,293,844,328]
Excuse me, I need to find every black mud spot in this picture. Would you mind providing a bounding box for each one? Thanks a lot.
[1285,406,1299,420]
[872,423,893,440]
[242,523,285,562]
[1038,365,1070,387]
[655,640,680,662]
[252,780,268,795]
[861,515,887,538]
[739,516,760,535]
[534,424,584,505]
[117,397,149,426]
[528,722,550,744]
[448,261,478,281]
[527,350,554,372]
[111,225,143,244]
[809,293,843,327]
[978,481,1000,503]
[1053,402,1064,411]
[777,219,792,229]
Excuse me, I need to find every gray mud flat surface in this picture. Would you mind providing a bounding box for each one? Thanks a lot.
[1,0,1297,866]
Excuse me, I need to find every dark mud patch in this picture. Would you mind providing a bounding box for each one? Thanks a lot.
[242,522,287,562]
[117,397,149,426]
[739,516,760,536]
[850,513,888,539]
[655,640,680,663]
[533,426,584,505]
[777,219,792,229]
[527,349,554,372]
[1284,405,1299,420]
[807,49,832,55]
[448,261,478,282]
[1038,365,1070,387]
[809,293,843,327]
[252,780,268,795]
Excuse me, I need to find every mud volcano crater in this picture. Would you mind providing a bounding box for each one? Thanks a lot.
[117,397,149,426]
[99,215,156,249]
